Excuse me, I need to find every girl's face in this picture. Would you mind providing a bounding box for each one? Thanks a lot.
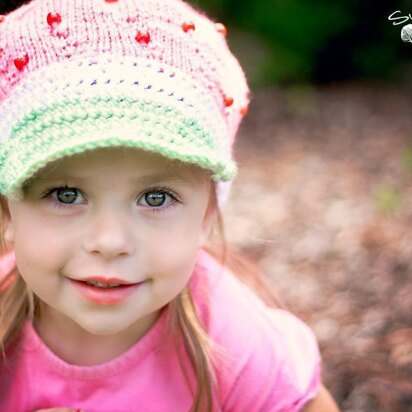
[2,148,215,341]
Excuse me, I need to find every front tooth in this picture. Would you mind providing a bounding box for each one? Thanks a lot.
[86,281,121,288]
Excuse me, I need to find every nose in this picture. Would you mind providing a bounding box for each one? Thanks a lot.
[83,209,135,259]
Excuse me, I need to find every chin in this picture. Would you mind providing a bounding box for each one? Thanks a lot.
[75,317,132,336]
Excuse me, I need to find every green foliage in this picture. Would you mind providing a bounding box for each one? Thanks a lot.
[373,147,412,215]
[400,147,412,174]
[374,185,402,215]
[190,0,411,86]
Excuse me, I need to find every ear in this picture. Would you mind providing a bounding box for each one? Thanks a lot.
[0,196,15,245]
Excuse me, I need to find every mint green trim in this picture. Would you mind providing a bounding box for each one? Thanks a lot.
[0,96,237,196]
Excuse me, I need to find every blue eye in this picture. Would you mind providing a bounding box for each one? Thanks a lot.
[54,187,77,204]
[144,191,167,207]
[139,188,179,211]
[49,187,84,205]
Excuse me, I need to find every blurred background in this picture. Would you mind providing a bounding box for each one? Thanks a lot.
[1,0,412,410]
[186,0,412,411]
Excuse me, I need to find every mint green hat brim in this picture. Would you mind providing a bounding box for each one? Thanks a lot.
[0,96,237,198]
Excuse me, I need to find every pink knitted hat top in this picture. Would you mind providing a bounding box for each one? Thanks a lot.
[0,0,249,198]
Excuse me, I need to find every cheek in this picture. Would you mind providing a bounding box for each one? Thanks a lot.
[12,212,71,276]
[145,228,198,274]
[152,209,204,247]
[143,210,205,277]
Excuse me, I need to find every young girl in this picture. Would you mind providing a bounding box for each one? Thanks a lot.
[0,0,340,411]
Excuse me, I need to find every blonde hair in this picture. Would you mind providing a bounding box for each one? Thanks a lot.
[0,193,283,412]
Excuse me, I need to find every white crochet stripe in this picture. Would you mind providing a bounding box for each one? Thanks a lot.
[0,53,229,156]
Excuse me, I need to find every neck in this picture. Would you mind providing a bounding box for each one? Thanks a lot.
[33,302,160,366]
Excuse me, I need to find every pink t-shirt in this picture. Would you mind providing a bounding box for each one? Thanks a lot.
[0,250,321,411]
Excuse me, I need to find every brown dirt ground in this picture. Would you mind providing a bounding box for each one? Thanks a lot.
[221,81,412,412]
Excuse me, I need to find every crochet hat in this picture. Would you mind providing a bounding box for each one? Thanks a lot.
[0,0,249,199]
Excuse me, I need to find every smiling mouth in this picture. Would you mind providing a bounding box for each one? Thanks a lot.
[73,276,137,288]
[71,279,140,289]
[69,278,143,304]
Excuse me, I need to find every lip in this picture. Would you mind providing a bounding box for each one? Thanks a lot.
[69,278,143,305]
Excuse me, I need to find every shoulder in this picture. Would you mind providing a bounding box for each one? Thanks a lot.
[190,250,322,411]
